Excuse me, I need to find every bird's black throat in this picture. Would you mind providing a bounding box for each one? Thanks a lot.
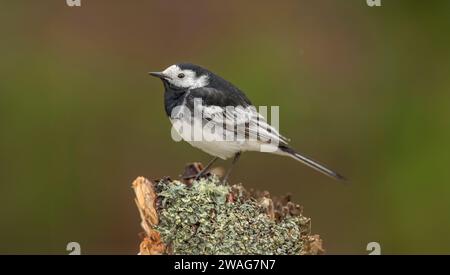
[162,79,188,117]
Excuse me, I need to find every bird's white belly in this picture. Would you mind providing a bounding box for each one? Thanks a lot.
[170,116,255,160]
[189,139,241,160]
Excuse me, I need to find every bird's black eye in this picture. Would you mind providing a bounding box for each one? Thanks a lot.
[178,73,185,79]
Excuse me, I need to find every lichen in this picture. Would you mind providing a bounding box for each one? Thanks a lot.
[153,176,313,255]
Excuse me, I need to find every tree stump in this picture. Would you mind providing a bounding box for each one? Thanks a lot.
[132,163,324,255]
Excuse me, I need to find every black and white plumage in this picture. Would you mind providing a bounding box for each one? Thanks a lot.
[149,63,345,182]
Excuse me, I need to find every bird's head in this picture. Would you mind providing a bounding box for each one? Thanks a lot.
[149,63,210,89]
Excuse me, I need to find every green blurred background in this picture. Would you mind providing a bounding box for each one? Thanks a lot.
[1,0,449,254]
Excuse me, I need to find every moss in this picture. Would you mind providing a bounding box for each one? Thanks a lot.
[153,176,313,255]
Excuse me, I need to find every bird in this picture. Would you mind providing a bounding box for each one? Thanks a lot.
[149,63,345,183]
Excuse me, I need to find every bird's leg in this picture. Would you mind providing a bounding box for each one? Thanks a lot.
[222,152,241,185]
[195,157,219,181]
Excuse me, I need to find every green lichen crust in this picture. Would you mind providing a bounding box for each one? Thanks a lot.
[154,176,313,255]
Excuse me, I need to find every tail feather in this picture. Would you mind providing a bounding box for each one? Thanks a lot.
[278,145,346,181]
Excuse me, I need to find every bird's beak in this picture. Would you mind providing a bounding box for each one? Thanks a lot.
[148,71,172,80]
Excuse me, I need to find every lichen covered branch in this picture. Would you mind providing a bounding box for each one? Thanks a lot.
[132,163,324,255]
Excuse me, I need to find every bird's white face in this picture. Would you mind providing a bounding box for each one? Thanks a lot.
[162,65,209,89]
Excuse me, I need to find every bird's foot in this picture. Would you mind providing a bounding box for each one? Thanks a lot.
[220,176,230,185]
[194,172,205,182]
[194,169,213,182]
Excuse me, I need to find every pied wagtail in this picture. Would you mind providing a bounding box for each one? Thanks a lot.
[149,63,345,183]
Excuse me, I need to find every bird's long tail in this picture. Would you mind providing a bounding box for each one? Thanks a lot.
[278,145,346,181]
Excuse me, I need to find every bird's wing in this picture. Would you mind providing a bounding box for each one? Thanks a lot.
[202,105,290,145]
[187,87,289,145]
